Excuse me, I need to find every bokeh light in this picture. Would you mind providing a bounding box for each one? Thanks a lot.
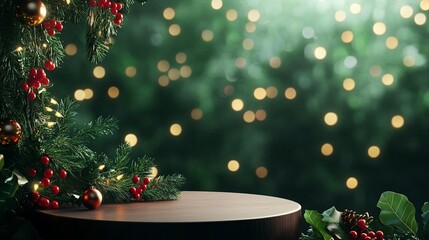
[256,167,268,179]
[373,22,387,36]
[93,66,106,79]
[170,123,183,136]
[168,24,181,36]
[65,44,77,56]
[368,146,381,158]
[324,112,338,126]
[163,7,175,20]
[231,99,244,111]
[124,134,138,147]
[248,9,260,22]
[346,177,358,189]
[243,111,256,123]
[391,115,405,128]
[125,66,137,77]
[191,108,203,120]
[314,47,327,60]
[254,88,267,100]
[285,87,297,100]
[343,78,356,91]
[227,160,240,172]
[108,86,120,99]
[321,143,334,156]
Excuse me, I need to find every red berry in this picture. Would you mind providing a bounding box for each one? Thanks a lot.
[37,68,46,78]
[51,185,60,195]
[44,60,55,71]
[116,2,122,10]
[349,230,358,239]
[40,177,51,187]
[44,169,54,178]
[55,22,63,32]
[31,80,41,89]
[29,191,40,202]
[111,2,117,9]
[28,91,36,101]
[40,77,50,85]
[97,0,104,8]
[132,175,139,184]
[50,200,59,209]
[47,29,56,36]
[364,237,371,240]
[28,168,37,177]
[21,82,29,91]
[143,177,150,185]
[140,183,147,191]
[29,68,37,78]
[113,18,122,26]
[357,219,367,230]
[104,1,111,8]
[50,19,57,28]
[38,197,50,208]
[375,231,384,239]
[41,156,50,165]
[133,193,140,199]
[111,7,118,15]
[136,187,143,195]
[115,13,123,21]
[129,187,136,194]
[368,231,376,238]
[58,169,67,179]
[89,0,96,7]
[43,21,51,29]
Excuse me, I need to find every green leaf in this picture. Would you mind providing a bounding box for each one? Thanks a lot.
[0,175,18,204]
[377,191,418,236]
[322,207,348,239]
[304,210,333,240]
[422,202,429,233]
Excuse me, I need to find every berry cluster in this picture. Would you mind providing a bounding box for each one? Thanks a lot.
[26,155,68,209]
[43,20,64,36]
[21,60,55,101]
[129,175,150,200]
[349,219,384,240]
[88,0,124,26]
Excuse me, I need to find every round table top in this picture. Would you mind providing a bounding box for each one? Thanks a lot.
[38,191,301,223]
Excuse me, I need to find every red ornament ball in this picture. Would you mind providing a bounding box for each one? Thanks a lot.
[0,119,23,145]
[44,169,54,178]
[50,200,59,209]
[28,168,37,177]
[58,169,67,179]
[16,0,47,26]
[82,187,103,209]
[51,185,60,195]
[40,177,50,187]
[38,197,50,208]
[132,175,139,184]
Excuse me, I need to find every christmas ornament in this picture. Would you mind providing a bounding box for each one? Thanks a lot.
[0,119,23,145]
[16,0,47,27]
[82,187,103,209]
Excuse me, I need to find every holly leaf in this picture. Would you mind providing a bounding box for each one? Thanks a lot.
[377,191,418,236]
[422,202,429,233]
[0,174,18,204]
[304,209,333,240]
[322,207,348,239]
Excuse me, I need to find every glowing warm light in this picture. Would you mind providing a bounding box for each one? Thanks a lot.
[421,0,429,11]
[84,88,94,100]
[202,30,214,42]
[180,66,192,78]
[74,89,85,101]
[248,9,260,22]
[150,167,158,179]
[343,78,355,91]
[386,36,399,49]
[211,0,222,10]
[245,22,256,33]
[125,66,137,77]
[321,143,334,156]
[93,66,106,79]
[256,167,268,179]
[231,99,244,111]
[382,74,394,86]
[368,146,381,158]
[176,52,187,64]
[98,165,106,171]
[314,47,327,60]
[45,107,54,112]
[34,183,39,191]
[163,7,175,20]
[242,38,254,50]
[65,44,77,56]
[346,177,358,189]
[46,122,56,127]
[255,109,267,121]
[168,24,181,36]
[116,174,124,181]
[157,60,170,72]
[415,13,427,25]
[15,46,23,52]
[400,5,413,18]
[373,22,387,36]
[285,87,297,100]
[341,31,354,43]
[191,108,203,120]
[55,112,63,118]
[168,68,180,81]
[266,86,278,99]
[226,9,238,21]
[269,57,281,68]
[170,123,182,136]
[335,10,346,22]
[235,57,247,68]
[108,86,120,99]
[254,87,267,100]
[50,98,58,105]
[403,56,415,67]
[227,160,240,172]
[324,112,338,126]
[350,3,361,14]
[124,134,138,147]
[243,111,256,123]
[391,115,405,128]
[370,65,382,77]
[158,75,170,87]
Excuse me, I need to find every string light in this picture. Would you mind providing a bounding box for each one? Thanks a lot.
[386,36,399,49]
[373,22,387,36]
[98,165,106,171]
[255,109,267,121]
[116,174,124,181]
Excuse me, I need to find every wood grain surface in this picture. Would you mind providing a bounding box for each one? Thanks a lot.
[30,191,302,239]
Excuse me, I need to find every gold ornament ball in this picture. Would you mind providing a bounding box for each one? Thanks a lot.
[16,0,47,27]
[0,119,23,145]
[82,187,103,210]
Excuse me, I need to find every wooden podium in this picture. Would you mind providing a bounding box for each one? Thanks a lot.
[30,191,301,239]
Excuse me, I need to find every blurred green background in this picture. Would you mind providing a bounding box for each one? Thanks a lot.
[52,0,429,213]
